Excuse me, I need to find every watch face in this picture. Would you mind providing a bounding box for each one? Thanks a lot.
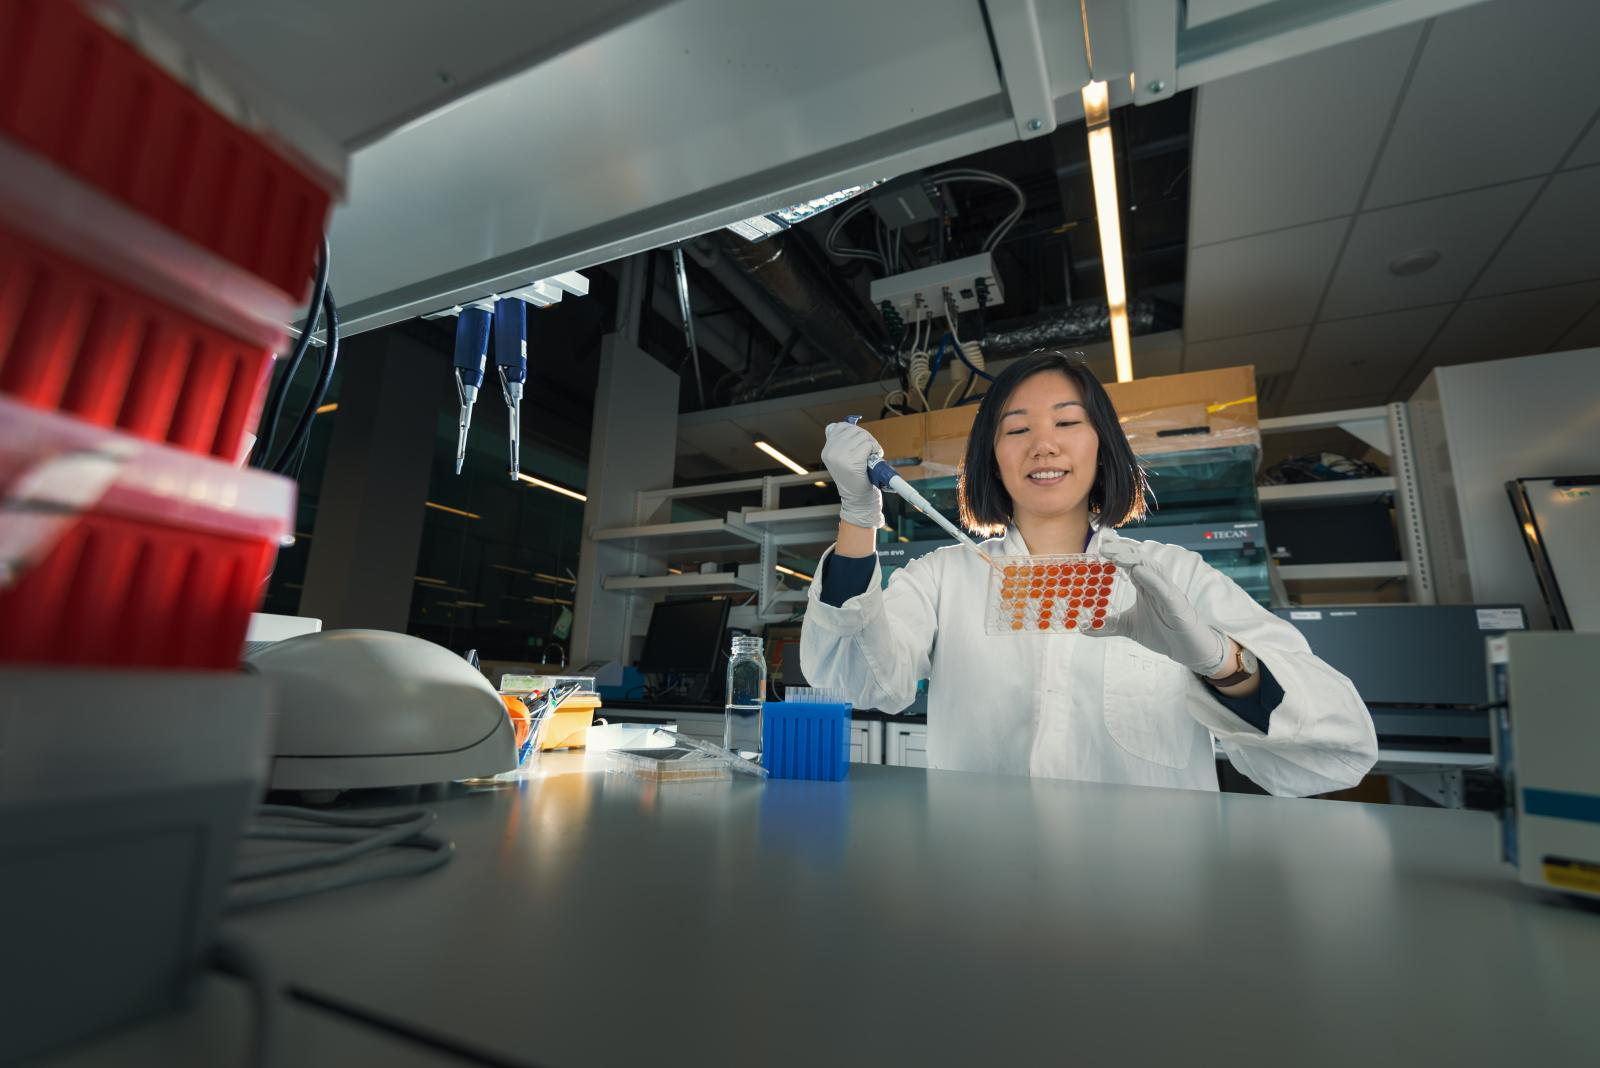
[1238,648,1259,674]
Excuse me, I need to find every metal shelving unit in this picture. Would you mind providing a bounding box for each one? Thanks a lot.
[1276,561,1410,581]
[601,572,760,594]
[590,515,762,553]
[1259,403,1433,604]
[1257,477,1396,506]
[592,472,837,621]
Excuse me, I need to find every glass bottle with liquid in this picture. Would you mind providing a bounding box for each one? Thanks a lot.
[724,635,766,761]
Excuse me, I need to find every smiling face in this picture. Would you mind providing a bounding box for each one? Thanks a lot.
[992,369,1101,528]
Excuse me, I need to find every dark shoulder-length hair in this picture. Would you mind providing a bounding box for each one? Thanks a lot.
[957,350,1148,536]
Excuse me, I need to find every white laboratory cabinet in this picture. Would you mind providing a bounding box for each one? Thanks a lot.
[885,722,929,768]
[849,720,884,765]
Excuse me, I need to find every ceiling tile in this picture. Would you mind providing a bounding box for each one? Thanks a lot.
[1425,281,1600,368]
[1320,180,1539,319]
[1365,0,1600,207]
[1471,165,1600,295]
[1183,327,1308,377]
[1568,115,1600,169]
[1184,219,1347,341]
[1289,306,1450,405]
[1553,295,1600,351]
[1188,25,1419,246]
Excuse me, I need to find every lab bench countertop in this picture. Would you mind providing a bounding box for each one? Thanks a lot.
[213,755,1600,1068]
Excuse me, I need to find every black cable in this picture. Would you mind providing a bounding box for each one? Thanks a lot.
[269,282,339,474]
[253,237,330,468]
[285,427,314,484]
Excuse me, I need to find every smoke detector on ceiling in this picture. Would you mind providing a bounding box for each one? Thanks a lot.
[1388,249,1441,277]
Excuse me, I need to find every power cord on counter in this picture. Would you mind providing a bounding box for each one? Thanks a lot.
[208,932,281,1068]
[226,805,454,913]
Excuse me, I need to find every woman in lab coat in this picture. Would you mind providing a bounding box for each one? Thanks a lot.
[799,350,1377,796]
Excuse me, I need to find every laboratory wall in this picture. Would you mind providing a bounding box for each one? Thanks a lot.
[571,333,680,666]
[1410,347,1600,628]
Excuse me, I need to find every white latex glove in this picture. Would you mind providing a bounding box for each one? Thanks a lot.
[1081,539,1230,677]
[821,421,884,530]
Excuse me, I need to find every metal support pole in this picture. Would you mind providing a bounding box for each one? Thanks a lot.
[1388,401,1435,605]
[672,246,706,408]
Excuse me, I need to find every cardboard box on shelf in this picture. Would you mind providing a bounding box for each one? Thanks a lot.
[1108,365,1259,458]
[859,411,929,474]
[861,365,1259,479]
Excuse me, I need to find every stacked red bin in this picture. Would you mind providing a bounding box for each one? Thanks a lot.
[0,0,343,668]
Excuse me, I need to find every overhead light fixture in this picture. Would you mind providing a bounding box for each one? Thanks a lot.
[425,501,481,519]
[517,473,587,502]
[315,402,338,414]
[1082,80,1133,384]
[492,563,531,576]
[725,184,877,243]
[534,571,576,586]
[754,440,809,476]
[774,564,814,582]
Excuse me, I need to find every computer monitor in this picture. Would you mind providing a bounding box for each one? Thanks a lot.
[637,598,731,678]
[1508,476,1599,631]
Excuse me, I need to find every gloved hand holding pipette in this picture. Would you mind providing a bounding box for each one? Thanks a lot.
[819,421,885,531]
[822,417,1000,569]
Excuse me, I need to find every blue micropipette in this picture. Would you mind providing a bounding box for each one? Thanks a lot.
[845,416,1000,569]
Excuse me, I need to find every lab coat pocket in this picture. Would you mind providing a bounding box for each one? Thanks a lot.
[1102,643,1194,770]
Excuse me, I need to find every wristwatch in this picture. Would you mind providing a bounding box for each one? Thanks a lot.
[1204,643,1258,689]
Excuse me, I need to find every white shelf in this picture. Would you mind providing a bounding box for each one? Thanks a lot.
[1259,477,1396,506]
[1277,561,1408,582]
[589,516,761,553]
[742,504,842,546]
[1259,406,1388,433]
[601,573,758,594]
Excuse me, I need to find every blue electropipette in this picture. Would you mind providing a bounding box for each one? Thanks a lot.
[844,416,1000,569]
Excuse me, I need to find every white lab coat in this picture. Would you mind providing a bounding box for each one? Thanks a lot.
[799,525,1377,796]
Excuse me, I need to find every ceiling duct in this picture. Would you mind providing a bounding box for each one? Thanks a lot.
[979,298,1156,359]
[716,234,885,385]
